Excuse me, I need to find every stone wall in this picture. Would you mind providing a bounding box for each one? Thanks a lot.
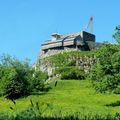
[36,53,97,76]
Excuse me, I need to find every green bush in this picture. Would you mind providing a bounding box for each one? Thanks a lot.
[111,51,120,73]
[31,70,48,92]
[113,86,120,94]
[0,55,32,99]
[94,75,116,93]
[96,44,118,74]
[55,66,70,75]
[60,67,85,80]
[1,109,120,120]
[89,44,120,93]
[89,63,104,82]
[0,54,49,99]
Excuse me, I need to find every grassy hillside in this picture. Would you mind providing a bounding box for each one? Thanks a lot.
[0,79,120,118]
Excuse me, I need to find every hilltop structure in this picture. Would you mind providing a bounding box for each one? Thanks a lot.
[35,29,102,76]
[40,31,97,58]
[35,17,103,76]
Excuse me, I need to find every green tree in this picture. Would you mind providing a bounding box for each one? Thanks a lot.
[0,54,49,99]
[97,44,118,74]
[113,25,120,44]
[111,51,120,73]
[0,54,32,99]
[89,44,120,93]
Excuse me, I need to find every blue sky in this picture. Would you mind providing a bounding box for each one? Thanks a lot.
[0,0,120,63]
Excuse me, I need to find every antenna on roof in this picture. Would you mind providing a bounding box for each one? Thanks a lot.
[84,16,93,33]
[90,16,93,33]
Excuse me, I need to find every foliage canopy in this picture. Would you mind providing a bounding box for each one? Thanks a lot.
[113,25,120,44]
[0,54,48,99]
[89,44,120,93]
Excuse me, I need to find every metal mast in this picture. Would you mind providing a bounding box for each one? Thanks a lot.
[90,16,93,33]
[84,16,93,33]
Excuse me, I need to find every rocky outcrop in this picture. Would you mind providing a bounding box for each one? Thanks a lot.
[36,51,97,76]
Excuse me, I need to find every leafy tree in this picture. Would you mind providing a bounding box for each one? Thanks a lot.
[96,44,119,74]
[113,25,120,44]
[111,51,120,73]
[89,44,120,93]
[0,54,49,99]
[0,54,32,99]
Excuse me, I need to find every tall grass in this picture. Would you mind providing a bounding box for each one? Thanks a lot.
[1,80,120,119]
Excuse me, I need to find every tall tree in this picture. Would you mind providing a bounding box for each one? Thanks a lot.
[113,25,120,44]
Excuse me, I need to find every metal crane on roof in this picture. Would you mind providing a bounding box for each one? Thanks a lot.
[84,16,93,33]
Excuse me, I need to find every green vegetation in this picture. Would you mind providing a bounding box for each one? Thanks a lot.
[113,25,120,44]
[1,26,120,119]
[89,44,120,93]
[55,66,85,80]
[31,70,48,92]
[47,50,96,67]
[45,50,96,80]
[0,80,120,119]
[1,44,120,119]
[0,54,48,99]
[60,67,85,80]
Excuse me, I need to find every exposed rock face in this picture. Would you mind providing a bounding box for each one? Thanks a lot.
[36,58,55,76]
[36,52,97,76]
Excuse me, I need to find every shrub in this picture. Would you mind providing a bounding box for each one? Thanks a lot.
[0,54,49,99]
[89,63,104,82]
[60,67,85,80]
[31,70,48,92]
[0,55,32,99]
[111,51,120,73]
[113,86,120,94]
[96,44,118,74]
[89,44,120,93]
[94,75,116,93]
[55,66,71,75]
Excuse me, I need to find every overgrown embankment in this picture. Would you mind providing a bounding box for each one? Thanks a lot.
[37,51,98,77]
